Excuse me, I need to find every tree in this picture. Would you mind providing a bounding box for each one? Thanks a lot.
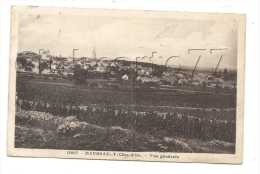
[17,57,27,67]
[39,62,48,73]
[73,64,87,85]
[17,57,35,71]
[201,81,206,88]
[223,68,228,80]
[25,61,35,71]
[215,84,220,93]
[125,68,137,82]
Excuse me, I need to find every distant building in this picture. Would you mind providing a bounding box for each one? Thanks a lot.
[162,72,171,77]
[96,64,106,72]
[162,76,178,84]
[151,76,161,82]
[214,78,224,84]
[62,69,74,76]
[137,69,145,75]
[26,58,32,62]
[31,62,39,74]
[90,61,96,67]
[51,69,60,75]
[81,57,91,61]
[63,60,69,66]
[178,78,188,84]
[138,76,161,83]
[178,73,185,77]
[207,76,214,80]
[41,69,52,74]
[52,58,61,64]
[192,82,200,86]
[191,76,201,82]
[18,51,38,60]
[64,65,69,69]
[221,81,235,89]
[83,64,90,69]
[68,57,73,62]
[130,63,136,68]
[144,70,150,76]
[41,50,51,60]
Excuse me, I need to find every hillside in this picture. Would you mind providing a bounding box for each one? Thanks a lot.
[14,108,235,153]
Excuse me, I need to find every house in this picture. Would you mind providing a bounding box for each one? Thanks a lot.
[137,65,142,68]
[191,76,201,82]
[83,64,90,69]
[26,58,32,62]
[68,57,73,62]
[41,69,52,74]
[192,82,200,86]
[206,83,217,88]
[110,62,117,67]
[162,72,171,77]
[51,64,57,69]
[207,76,214,80]
[137,69,146,75]
[81,57,91,61]
[63,60,69,66]
[74,58,81,62]
[144,70,150,76]
[102,62,109,67]
[18,51,38,60]
[96,64,106,72]
[90,61,96,67]
[197,74,207,79]
[221,81,235,89]
[138,76,159,83]
[130,64,136,69]
[214,78,224,84]
[96,62,102,67]
[62,69,74,76]
[69,64,75,69]
[162,76,178,84]
[139,77,152,83]
[178,78,188,84]
[51,69,60,75]
[175,73,184,78]
[151,76,161,83]
[31,62,39,74]
[53,58,61,64]
[64,65,69,69]
[41,50,51,60]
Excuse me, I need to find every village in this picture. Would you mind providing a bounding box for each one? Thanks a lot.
[16,50,237,90]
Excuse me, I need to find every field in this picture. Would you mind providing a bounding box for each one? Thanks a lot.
[17,78,236,109]
[15,77,237,153]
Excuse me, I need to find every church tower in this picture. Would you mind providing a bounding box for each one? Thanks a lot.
[92,46,96,60]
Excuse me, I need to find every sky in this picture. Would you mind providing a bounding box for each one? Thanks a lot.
[18,10,238,70]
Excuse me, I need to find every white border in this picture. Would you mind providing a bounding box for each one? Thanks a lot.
[1,1,259,174]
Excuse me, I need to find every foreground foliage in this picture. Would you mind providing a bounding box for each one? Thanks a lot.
[15,108,235,153]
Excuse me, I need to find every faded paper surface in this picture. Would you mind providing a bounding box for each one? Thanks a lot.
[8,6,245,164]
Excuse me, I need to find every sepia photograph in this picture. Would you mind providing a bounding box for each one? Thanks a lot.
[7,5,245,163]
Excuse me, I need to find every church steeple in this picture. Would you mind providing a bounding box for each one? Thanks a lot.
[92,45,96,60]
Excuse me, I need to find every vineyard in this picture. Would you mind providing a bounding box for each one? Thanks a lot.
[16,78,236,109]
[15,77,236,153]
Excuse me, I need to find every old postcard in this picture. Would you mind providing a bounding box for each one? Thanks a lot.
[8,6,245,164]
